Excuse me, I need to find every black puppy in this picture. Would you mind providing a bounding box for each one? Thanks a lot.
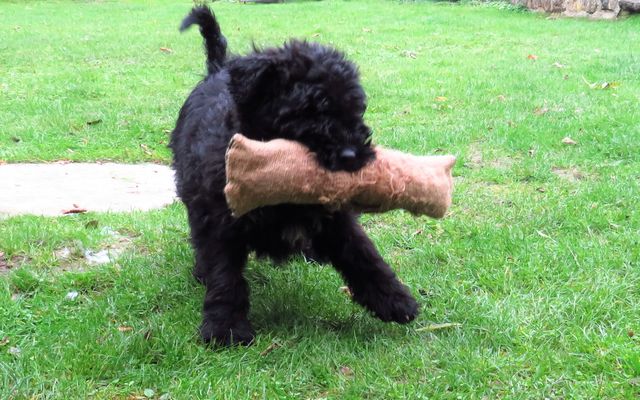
[170,6,418,346]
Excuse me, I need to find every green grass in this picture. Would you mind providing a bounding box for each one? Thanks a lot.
[1,0,640,398]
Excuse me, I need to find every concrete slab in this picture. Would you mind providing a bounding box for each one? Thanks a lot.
[0,163,177,217]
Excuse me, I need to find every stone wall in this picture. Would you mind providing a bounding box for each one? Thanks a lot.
[510,0,639,18]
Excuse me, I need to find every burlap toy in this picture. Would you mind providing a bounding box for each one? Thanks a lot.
[224,134,456,218]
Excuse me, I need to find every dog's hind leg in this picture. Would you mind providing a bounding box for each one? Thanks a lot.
[314,212,419,324]
[187,204,255,346]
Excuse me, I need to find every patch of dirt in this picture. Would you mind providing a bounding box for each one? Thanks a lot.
[489,156,516,170]
[0,252,9,274]
[464,145,516,170]
[0,252,28,275]
[54,228,134,272]
[465,145,484,169]
[552,167,586,181]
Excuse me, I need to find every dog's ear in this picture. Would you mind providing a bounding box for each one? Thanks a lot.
[227,56,278,106]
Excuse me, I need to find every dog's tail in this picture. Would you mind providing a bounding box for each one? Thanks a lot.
[180,6,227,75]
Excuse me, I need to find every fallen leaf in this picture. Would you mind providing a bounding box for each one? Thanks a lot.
[561,137,577,145]
[416,322,462,332]
[118,326,133,332]
[86,119,102,126]
[527,54,538,60]
[628,330,634,338]
[402,50,417,59]
[536,187,546,193]
[0,337,9,346]
[339,366,354,376]
[536,230,553,240]
[311,33,320,38]
[65,291,79,301]
[533,105,549,116]
[435,96,447,102]
[140,144,152,156]
[260,341,281,356]
[62,207,88,214]
[159,47,173,53]
[552,62,566,68]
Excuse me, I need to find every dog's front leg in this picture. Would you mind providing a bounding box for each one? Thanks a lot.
[188,207,254,346]
[195,239,254,346]
[316,212,419,324]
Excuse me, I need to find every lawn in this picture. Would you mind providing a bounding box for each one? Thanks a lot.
[1,0,640,398]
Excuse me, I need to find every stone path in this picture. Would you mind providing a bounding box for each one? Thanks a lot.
[0,163,176,217]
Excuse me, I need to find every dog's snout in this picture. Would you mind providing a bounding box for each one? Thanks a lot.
[340,148,356,160]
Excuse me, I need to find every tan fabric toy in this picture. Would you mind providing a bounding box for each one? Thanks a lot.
[224,134,456,218]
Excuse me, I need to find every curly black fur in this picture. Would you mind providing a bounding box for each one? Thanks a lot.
[170,6,418,346]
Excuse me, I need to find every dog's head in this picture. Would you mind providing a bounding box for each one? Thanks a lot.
[227,40,374,172]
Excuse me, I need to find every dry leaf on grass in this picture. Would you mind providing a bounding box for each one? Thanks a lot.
[62,207,88,214]
[416,322,462,332]
[118,326,133,332]
[140,143,153,156]
[260,341,281,356]
[65,291,79,301]
[402,50,417,59]
[533,105,549,116]
[0,337,9,346]
[160,47,173,53]
[339,366,354,377]
[527,54,538,60]
[562,137,577,145]
[536,230,553,240]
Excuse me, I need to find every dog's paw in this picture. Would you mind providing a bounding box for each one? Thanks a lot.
[200,318,255,347]
[355,282,419,324]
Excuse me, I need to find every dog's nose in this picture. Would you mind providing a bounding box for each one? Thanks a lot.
[340,148,356,160]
